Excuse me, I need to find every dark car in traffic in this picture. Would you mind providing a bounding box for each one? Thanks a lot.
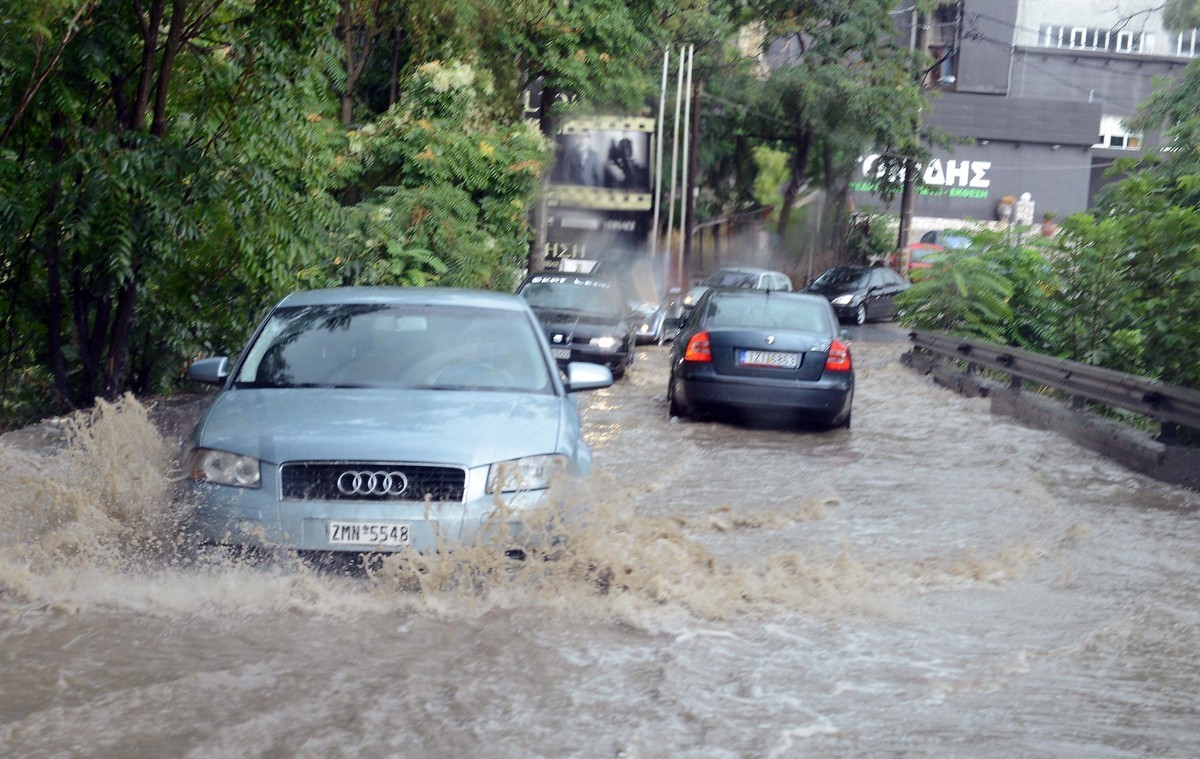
[517,273,635,378]
[803,265,910,326]
[667,288,854,428]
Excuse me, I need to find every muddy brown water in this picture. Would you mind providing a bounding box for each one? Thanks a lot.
[2,323,1197,757]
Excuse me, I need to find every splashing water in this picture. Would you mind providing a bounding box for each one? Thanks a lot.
[0,392,1060,626]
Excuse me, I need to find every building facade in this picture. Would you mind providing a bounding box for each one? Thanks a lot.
[852,0,1197,230]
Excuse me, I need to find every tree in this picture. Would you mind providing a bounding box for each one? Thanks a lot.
[305,60,552,292]
[0,0,342,421]
[708,1,926,247]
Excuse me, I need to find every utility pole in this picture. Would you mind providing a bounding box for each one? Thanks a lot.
[682,45,699,283]
[897,9,922,274]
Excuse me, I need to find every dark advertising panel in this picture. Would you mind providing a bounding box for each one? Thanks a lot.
[542,116,655,272]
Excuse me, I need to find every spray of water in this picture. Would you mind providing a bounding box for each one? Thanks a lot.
[0,395,1070,625]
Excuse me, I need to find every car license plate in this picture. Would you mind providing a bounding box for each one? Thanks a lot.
[551,347,571,360]
[328,521,410,546]
[738,349,799,369]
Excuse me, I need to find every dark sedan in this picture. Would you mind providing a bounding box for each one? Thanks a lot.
[667,289,853,428]
[803,265,910,326]
[517,273,635,379]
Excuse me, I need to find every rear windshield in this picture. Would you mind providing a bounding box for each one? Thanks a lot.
[704,270,758,288]
[233,303,552,393]
[704,293,830,332]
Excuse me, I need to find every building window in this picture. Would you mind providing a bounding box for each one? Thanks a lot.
[1095,115,1143,150]
[1038,24,1152,53]
[1173,29,1199,56]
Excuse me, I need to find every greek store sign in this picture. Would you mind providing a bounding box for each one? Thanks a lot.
[851,154,992,199]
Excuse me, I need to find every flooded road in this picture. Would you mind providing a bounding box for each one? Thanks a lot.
[2,323,1198,757]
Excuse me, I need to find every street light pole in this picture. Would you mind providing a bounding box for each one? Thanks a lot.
[897,8,920,275]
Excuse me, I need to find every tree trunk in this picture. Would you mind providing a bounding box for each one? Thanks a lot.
[150,0,187,138]
[104,279,138,400]
[775,130,812,240]
[388,27,402,108]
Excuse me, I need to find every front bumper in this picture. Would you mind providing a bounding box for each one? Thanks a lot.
[183,473,557,554]
[830,302,861,322]
[551,344,629,373]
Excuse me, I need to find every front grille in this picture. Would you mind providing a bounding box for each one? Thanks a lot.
[280,462,467,503]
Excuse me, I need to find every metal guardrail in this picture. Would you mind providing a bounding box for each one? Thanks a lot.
[909,329,1200,436]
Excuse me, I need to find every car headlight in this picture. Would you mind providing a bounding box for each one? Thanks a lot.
[186,447,261,488]
[831,294,856,306]
[589,336,619,351]
[682,295,695,306]
[486,454,567,494]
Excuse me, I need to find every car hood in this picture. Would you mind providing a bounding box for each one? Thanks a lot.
[803,282,862,297]
[193,388,566,466]
[529,307,626,336]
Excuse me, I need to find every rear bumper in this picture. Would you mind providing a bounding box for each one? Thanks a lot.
[675,367,853,418]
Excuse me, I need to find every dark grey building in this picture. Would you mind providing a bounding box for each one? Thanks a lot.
[853,0,1196,227]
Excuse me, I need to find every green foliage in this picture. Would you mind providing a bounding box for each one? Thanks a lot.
[704,0,926,242]
[895,56,1200,391]
[326,60,551,291]
[844,212,895,263]
[897,249,1013,343]
[751,146,788,216]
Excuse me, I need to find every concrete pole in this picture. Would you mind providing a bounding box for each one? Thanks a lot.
[650,48,669,271]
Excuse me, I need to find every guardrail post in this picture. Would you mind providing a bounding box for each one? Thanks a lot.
[1071,395,1087,411]
[1160,421,1178,444]
[1009,374,1022,391]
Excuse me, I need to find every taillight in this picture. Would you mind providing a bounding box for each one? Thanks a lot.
[684,331,712,362]
[825,339,851,371]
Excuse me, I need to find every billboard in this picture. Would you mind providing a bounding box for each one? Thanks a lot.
[542,116,656,270]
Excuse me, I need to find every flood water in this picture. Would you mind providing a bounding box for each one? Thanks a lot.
[2,323,1198,758]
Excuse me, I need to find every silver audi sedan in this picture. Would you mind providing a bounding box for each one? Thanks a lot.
[181,287,612,555]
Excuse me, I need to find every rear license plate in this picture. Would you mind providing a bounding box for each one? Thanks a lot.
[738,349,799,369]
[551,347,571,360]
[328,521,410,547]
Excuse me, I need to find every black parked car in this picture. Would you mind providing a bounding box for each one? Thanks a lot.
[803,265,910,326]
[517,273,635,379]
[667,288,854,428]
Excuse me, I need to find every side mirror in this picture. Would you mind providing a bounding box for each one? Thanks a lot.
[563,361,613,392]
[187,356,230,385]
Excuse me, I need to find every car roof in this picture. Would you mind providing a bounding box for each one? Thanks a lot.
[710,266,779,275]
[275,286,530,312]
[706,287,828,305]
[518,273,614,289]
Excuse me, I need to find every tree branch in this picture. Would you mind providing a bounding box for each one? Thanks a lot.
[0,1,98,147]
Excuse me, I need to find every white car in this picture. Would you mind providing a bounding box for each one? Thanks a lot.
[681,266,793,314]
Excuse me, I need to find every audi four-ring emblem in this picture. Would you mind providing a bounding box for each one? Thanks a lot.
[336,470,409,496]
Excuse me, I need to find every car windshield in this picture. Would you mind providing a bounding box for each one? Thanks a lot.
[703,270,758,288]
[233,303,552,393]
[519,279,623,318]
[812,267,869,288]
[704,293,830,332]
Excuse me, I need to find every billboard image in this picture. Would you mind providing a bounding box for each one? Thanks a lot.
[542,115,657,271]
[547,116,654,211]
